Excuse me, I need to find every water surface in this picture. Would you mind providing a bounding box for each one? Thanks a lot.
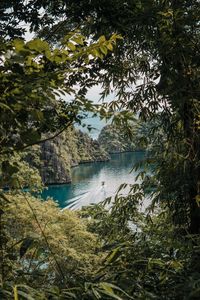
[41,152,145,209]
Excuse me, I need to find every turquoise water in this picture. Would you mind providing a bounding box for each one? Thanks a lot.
[41,152,145,209]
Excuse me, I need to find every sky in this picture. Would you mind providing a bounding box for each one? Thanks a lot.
[86,84,115,104]
[75,85,113,139]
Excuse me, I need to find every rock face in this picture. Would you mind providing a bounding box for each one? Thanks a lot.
[39,127,110,184]
[40,140,71,184]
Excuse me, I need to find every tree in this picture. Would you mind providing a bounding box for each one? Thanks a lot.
[0,5,122,293]
[0,1,200,298]
[0,31,121,187]
[27,0,200,233]
[2,194,101,288]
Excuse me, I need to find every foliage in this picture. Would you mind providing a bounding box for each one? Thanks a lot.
[0,1,200,299]
[2,193,200,299]
[48,0,200,233]
[0,6,121,298]
[0,32,121,156]
[81,201,200,300]
[98,117,149,153]
[98,124,135,153]
[0,149,42,191]
[0,194,102,297]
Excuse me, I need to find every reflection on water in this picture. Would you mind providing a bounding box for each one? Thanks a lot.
[41,152,146,209]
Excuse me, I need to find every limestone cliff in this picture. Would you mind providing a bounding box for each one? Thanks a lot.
[39,127,109,184]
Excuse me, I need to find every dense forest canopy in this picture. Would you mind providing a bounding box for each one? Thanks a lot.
[0,0,200,299]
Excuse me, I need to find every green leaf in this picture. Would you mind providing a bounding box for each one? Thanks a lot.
[13,39,25,52]
[0,192,10,203]
[91,287,101,299]
[92,49,103,59]
[100,45,108,55]
[72,36,84,45]
[107,43,113,51]
[17,291,35,300]
[26,39,50,52]
[67,42,76,51]
[100,283,133,299]
[106,247,121,264]
[98,283,125,300]
[99,35,106,43]
[0,103,13,112]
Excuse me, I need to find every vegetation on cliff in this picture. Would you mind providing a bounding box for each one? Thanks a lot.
[98,120,148,153]
[98,116,162,153]
[98,124,137,153]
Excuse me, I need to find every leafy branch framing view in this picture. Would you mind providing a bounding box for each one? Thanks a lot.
[0,0,200,299]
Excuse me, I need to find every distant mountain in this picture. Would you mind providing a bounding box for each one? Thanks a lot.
[98,123,146,153]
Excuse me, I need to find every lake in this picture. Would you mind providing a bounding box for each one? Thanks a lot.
[41,151,146,209]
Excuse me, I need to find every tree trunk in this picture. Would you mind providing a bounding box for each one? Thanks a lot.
[183,102,200,234]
